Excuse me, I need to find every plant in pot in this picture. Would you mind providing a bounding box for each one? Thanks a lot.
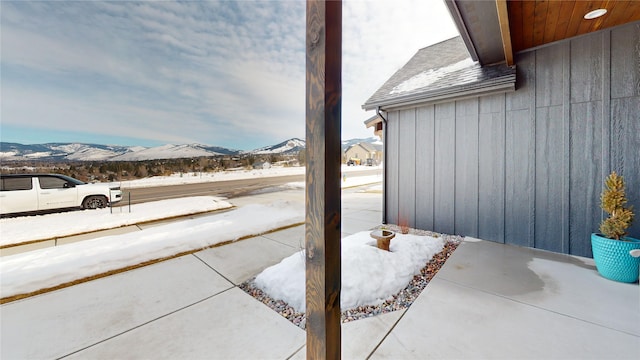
[591,171,640,283]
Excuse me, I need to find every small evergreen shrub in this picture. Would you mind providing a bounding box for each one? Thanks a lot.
[599,171,635,240]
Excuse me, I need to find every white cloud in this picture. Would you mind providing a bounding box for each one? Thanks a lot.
[0,0,459,149]
[341,0,459,137]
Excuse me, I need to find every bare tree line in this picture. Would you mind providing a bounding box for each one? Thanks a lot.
[1,152,305,183]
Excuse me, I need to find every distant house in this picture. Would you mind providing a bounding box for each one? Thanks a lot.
[344,142,382,165]
[363,1,640,257]
[252,161,271,170]
[364,114,383,139]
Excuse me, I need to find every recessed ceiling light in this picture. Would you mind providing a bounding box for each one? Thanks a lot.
[584,9,607,20]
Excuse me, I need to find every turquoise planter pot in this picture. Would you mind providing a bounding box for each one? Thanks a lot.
[591,233,640,283]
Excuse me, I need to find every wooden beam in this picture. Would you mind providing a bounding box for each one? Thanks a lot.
[496,0,514,65]
[305,0,342,359]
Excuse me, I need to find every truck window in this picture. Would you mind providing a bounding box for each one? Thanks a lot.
[1,177,33,191]
[38,176,69,189]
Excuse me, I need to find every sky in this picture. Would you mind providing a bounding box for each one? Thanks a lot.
[0,0,459,151]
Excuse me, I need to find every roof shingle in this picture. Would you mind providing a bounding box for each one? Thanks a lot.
[363,36,515,110]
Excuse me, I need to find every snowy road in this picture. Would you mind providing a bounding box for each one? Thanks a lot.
[120,174,304,204]
[1,169,382,248]
[119,167,382,205]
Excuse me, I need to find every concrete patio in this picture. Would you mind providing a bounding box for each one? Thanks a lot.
[1,187,638,359]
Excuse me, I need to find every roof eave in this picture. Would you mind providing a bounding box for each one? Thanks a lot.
[444,0,479,62]
[363,114,381,128]
[363,74,516,111]
[444,0,506,66]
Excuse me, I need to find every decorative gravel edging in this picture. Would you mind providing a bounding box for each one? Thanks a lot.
[239,226,462,330]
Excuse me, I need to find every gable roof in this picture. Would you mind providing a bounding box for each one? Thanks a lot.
[360,142,380,153]
[346,142,381,154]
[362,36,515,111]
[363,114,381,128]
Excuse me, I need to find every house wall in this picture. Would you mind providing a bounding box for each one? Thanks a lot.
[344,144,382,164]
[344,146,363,163]
[384,22,640,257]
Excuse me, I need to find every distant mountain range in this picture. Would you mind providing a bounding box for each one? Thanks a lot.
[0,137,380,162]
[341,137,382,151]
[248,138,306,155]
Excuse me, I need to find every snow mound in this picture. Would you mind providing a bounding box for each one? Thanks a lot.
[254,231,444,312]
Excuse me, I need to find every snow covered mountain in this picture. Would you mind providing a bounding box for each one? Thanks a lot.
[341,137,381,152]
[0,142,239,162]
[1,136,382,162]
[0,143,133,161]
[109,144,238,161]
[248,138,306,155]
[247,137,382,156]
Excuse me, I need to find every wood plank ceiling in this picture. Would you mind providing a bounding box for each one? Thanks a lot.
[508,0,640,53]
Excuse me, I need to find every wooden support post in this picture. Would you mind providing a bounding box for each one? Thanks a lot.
[495,0,514,66]
[305,0,342,359]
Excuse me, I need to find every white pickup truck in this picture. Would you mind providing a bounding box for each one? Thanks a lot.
[0,174,122,215]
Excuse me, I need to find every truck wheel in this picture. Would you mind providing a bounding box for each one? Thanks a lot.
[83,196,107,209]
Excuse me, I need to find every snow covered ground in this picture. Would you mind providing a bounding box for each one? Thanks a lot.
[255,231,444,312]
[0,197,233,246]
[0,168,383,301]
[0,167,381,247]
[1,200,304,299]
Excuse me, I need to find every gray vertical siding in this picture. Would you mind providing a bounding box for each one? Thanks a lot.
[454,99,479,237]
[610,24,640,239]
[534,43,567,253]
[383,22,640,257]
[433,102,456,235]
[568,34,604,256]
[385,110,400,226]
[415,106,435,230]
[534,44,566,253]
[505,51,536,248]
[535,105,565,253]
[398,109,416,226]
[478,94,506,243]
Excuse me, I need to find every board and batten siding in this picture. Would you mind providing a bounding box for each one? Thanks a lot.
[384,22,640,257]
